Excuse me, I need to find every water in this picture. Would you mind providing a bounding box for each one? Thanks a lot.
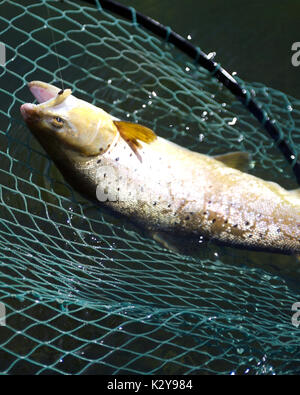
[0,0,300,375]
[119,0,300,98]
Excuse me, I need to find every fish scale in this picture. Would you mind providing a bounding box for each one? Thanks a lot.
[20,81,300,255]
[94,134,300,254]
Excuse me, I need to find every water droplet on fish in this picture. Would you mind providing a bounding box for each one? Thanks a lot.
[187,34,192,40]
[199,133,205,142]
[185,66,190,72]
[287,105,293,112]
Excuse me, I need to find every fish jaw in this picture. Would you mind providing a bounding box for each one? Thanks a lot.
[20,81,120,157]
[28,81,61,103]
[20,103,37,121]
[20,81,63,123]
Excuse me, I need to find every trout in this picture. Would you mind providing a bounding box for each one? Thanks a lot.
[20,81,300,255]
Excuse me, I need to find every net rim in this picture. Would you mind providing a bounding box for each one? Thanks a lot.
[81,0,300,185]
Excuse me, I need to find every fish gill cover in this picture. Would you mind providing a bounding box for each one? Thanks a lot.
[0,0,299,374]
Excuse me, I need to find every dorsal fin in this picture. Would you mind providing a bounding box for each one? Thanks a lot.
[113,121,157,162]
[214,151,251,172]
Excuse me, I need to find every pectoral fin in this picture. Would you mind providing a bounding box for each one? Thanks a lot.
[214,151,252,172]
[113,121,157,162]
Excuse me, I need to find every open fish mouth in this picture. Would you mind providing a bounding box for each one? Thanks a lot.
[20,81,69,121]
[28,81,61,103]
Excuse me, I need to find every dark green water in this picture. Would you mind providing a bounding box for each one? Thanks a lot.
[0,0,300,375]
[119,0,300,98]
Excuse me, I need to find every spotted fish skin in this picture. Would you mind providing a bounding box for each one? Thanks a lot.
[20,81,300,255]
[77,133,300,255]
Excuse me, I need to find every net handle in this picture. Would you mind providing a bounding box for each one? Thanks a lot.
[82,0,300,185]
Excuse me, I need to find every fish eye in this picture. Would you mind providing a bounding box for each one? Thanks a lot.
[51,116,64,129]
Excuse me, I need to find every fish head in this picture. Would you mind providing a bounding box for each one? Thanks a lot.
[20,81,118,156]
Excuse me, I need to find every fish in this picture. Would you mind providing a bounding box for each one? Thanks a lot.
[20,81,300,255]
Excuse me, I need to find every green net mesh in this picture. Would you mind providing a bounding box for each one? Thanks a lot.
[0,0,300,375]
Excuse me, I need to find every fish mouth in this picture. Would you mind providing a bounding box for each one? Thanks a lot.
[20,81,66,121]
[20,102,37,121]
[28,81,61,103]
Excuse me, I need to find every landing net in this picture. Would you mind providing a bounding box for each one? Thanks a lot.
[0,0,299,374]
